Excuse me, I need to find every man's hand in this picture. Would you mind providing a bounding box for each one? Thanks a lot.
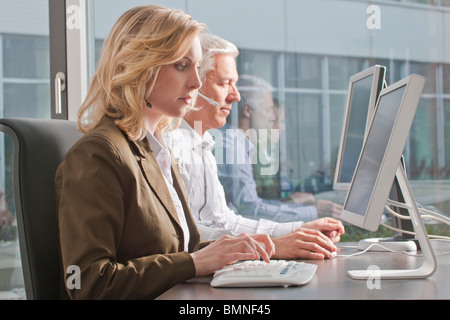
[288,192,315,204]
[271,228,337,260]
[314,199,343,219]
[302,217,345,243]
[271,218,345,260]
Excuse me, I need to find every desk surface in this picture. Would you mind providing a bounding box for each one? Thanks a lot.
[156,241,450,300]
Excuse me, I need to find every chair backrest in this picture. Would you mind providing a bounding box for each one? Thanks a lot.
[0,118,83,299]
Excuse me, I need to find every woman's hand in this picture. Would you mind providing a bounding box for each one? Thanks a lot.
[190,233,275,276]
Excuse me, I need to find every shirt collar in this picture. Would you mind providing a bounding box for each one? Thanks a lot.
[146,130,170,166]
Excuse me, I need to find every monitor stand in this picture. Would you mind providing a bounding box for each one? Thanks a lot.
[348,164,437,280]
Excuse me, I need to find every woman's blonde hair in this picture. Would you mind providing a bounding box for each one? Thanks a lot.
[78,5,205,140]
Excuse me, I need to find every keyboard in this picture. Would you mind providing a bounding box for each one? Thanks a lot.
[210,260,317,288]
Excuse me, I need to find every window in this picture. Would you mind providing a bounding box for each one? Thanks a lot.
[0,0,49,299]
[2,35,50,119]
[285,54,322,89]
[2,0,450,299]
[87,1,450,240]
[237,50,279,88]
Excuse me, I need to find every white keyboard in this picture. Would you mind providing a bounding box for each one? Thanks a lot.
[210,260,317,288]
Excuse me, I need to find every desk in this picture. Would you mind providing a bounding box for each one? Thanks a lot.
[156,241,450,300]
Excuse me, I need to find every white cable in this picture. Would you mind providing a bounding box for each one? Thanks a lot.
[335,242,417,258]
[384,204,450,226]
[380,222,416,236]
[421,214,450,225]
[386,198,411,209]
[384,205,410,220]
[419,208,450,225]
[337,200,450,258]
[336,239,450,258]
[380,221,450,241]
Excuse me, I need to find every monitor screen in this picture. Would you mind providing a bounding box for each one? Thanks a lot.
[344,85,406,216]
[333,65,385,190]
[340,74,425,232]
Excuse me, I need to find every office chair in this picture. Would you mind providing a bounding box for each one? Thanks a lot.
[0,118,83,299]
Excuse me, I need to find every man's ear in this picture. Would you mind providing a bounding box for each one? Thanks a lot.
[242,104,252,118]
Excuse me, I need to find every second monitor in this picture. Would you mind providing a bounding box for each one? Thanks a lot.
[333,65,386,191]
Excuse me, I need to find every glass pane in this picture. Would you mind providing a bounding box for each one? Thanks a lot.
[285,53,322,89]
[284,93,323,191]
[86,1,450,251]
[237,50,279,87]
[328,57,366,90]
[0,0,50,300]
[3,35,49,79]
[3,83,51,119]
[409,62,437,94]
[408,98,438,179]
[444,64,450,94]
[444,99,450,176]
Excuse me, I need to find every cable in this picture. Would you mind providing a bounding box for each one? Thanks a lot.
[380,222,415,236]
[386,198,411,210]
[337,198,450,258]
[335,242,417,258]
[384,204,450,227]
[419,208,450,225]
[380,221,450,241]
[386,199,450,226]
[421,214,450,225]
[384,205,410,220]
[335,239,450,258]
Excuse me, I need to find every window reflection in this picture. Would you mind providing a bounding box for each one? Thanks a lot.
[3,36,49,79]
[329,57,366,91]
[285,54,322,89]
[409,98,438,179]
[0,0,49,300]
[3,83,50,119]
[237,50,279,87]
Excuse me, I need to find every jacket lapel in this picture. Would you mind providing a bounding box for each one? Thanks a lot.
[130,138,182,228]
[129,136,200,252]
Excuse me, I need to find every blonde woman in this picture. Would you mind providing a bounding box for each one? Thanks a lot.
[55,5,274,300]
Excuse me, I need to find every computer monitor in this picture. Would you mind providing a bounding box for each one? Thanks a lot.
[333,65,386,191]
[340,74,437,279]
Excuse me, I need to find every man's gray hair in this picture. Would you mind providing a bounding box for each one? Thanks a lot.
[237,74,273,113]
[199,33,239,82]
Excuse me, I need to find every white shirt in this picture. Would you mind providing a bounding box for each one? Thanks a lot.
[146,131,190,251]
[164,119,303,240]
